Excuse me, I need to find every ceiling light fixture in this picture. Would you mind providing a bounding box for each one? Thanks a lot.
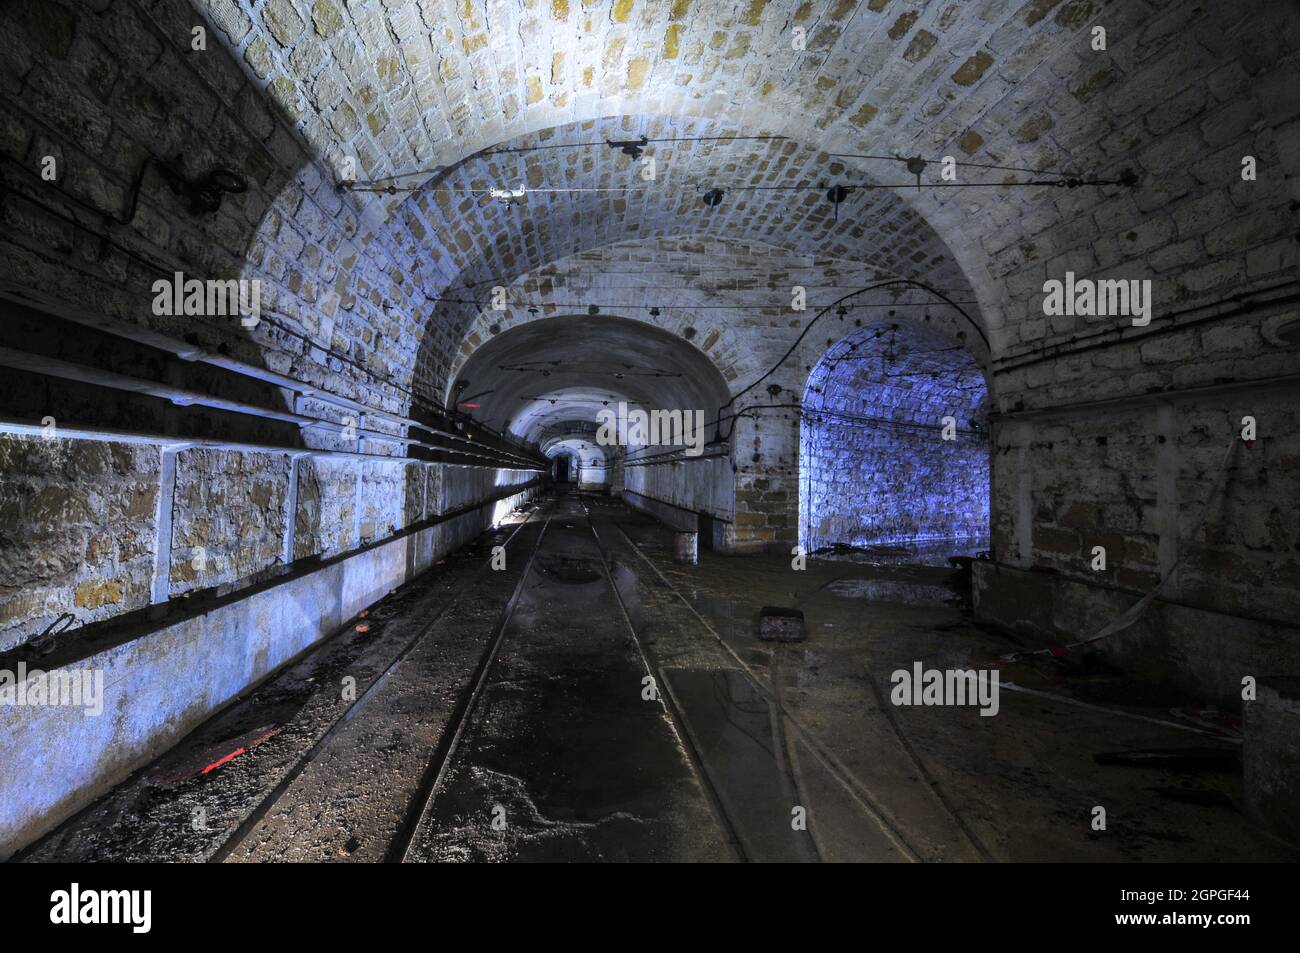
[702,188,725,207]
[606,135,650,159]
[825,184,851,221]
[904,156,927,190]
[487,184,527,207]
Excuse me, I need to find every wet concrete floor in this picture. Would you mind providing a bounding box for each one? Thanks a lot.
[18,491,1300,863]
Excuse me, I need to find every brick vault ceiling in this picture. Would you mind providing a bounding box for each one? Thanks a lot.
[197,0,1297,396]
[204,0,1112,331]
[805,317,989,426]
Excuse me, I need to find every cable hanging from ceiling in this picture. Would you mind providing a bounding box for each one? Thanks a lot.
[830,151,1139,188]
[433,296,978,312]
[342,173,1136,199]
[711,276,990,443]
[337,129,1137,202]
[336,134,789,193]
[500,360,682,378]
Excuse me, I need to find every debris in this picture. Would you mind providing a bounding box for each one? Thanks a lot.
[1170,706,1242,735]
[758,606,806,642]
[203,747,245,775]
[149,725,281,785]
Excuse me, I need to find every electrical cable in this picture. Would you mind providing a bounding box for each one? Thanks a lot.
[997,438,1241,663]
[0,162,539,463]
[435,296,979,311]
[830,151,1135,184]
[344,177,1130,196]
[339,136,791,190]
[716,278,989,439]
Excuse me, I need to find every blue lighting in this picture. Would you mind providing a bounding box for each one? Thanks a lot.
[800,322,990,553]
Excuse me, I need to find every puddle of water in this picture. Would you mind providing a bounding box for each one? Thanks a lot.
[663,668,819,863]
[815,538,990,568]
[535,554,603,584]
[824,577,962,607]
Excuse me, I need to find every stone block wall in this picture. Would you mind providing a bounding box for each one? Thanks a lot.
[0,436,159,651]
[992,382,1300,628]
[0,432,540,651]
[800,319,991,551]
[293,456,360,560]
[0,1,545,656]
[0,0,452,415]
[729,408,802,553]
[171,448,290,594]
[803,423,989,551]
[621,454,733,523]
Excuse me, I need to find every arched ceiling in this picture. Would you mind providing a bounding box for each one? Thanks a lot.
[806,318,988,425]
[453,313,731,447]
[406,113,970,288]
[243,0,1042,192]
[208,0,1118,362]
[398,113,982,394]
[202,0,1299,402]
[544,436,608,466]
[444,234,986,399]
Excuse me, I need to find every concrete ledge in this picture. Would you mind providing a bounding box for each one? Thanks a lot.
[0,485,537,858]
[973,561,1300,707]
[621,489,701,533]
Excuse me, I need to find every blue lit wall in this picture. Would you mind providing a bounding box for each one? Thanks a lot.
[800,321,990,553]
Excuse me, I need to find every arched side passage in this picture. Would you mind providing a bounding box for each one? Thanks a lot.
[799,320,990,557]
[544,437,608,488]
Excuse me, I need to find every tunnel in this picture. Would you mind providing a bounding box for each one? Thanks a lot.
[1,0,1299,885]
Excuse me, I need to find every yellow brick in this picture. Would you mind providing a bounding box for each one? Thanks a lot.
[627,57,650,89]
[664,23,683,58]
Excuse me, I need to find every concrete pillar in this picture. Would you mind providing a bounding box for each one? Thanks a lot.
[149,447,179,605]
[673,530,698,565]
[283,453,304,566]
